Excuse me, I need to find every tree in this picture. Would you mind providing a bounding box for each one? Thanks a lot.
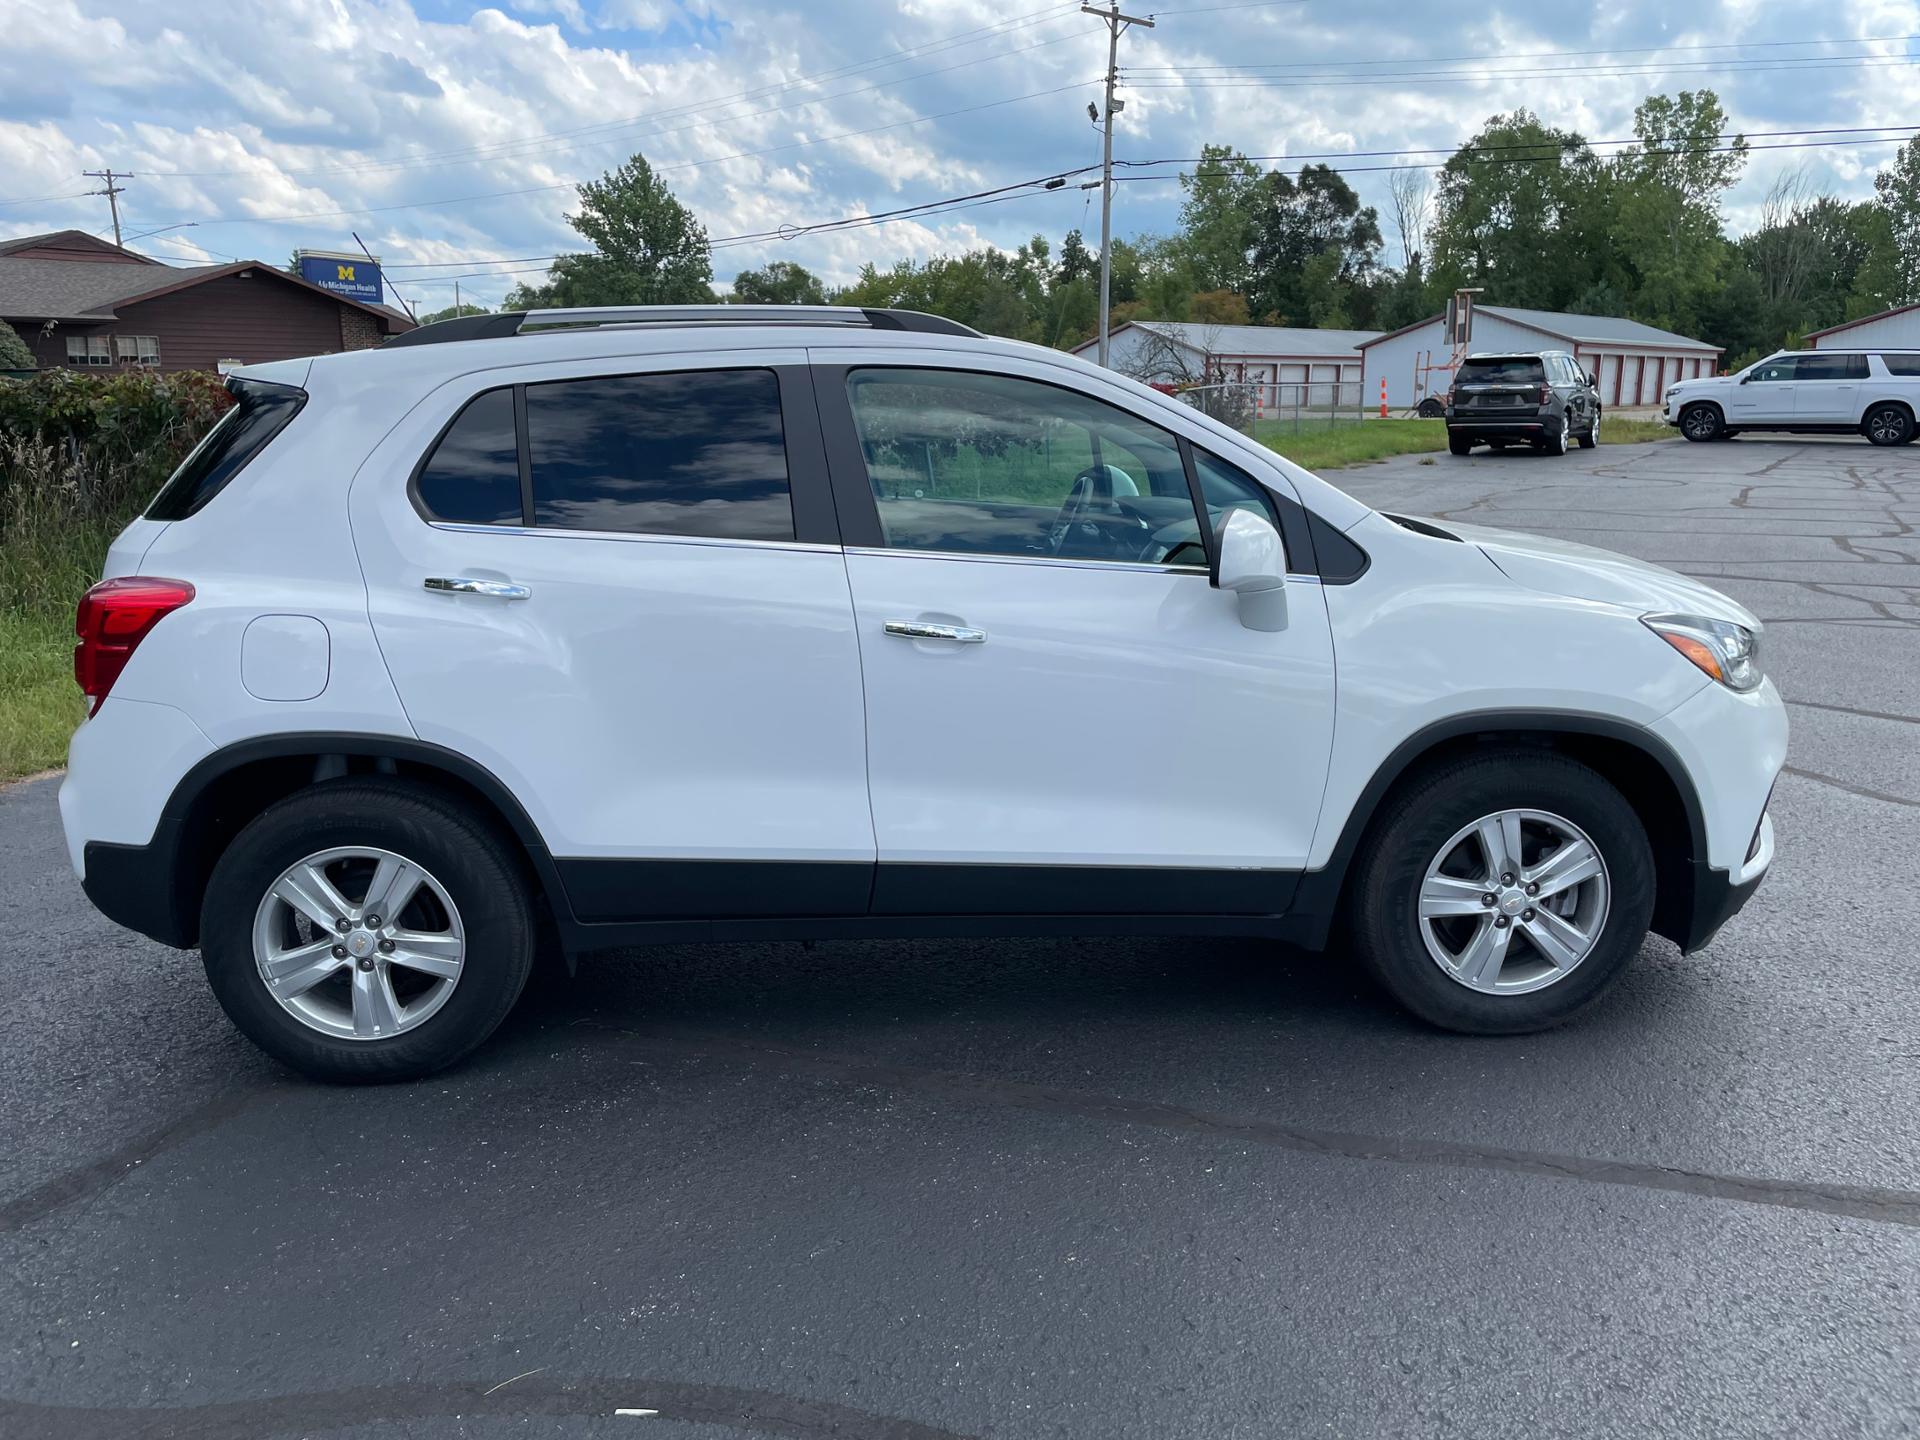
[1608,91,1747,332]
[1874,136,1920,304]
[1176,144,1262,293]
[0,322,35,370]
[1190,290,1249,325]
[1387,168,1432,274]
[730,260,827,305]
[1056,229,1096,287]
[1428,110,1606,311]
[418,302,490,325]
[506,153,713,308]
[1248,163,1383,325]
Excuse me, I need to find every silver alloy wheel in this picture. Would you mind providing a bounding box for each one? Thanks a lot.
[1682,406,1718,441]
[252,846,465,1040]
[1590,407,1601,441]
[1867,406,1909,445]
[1555,421,1569,454]
[1416,808,1611,996]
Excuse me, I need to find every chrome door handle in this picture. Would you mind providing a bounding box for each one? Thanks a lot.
[424,576,531,600]
[884,619,986,644]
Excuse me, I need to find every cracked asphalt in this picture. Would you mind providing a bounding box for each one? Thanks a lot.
[3,434,1918,1439]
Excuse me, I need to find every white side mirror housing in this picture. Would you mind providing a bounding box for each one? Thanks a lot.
[1212,507,1289,632]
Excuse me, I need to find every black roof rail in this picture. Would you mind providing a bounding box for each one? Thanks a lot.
[382,305,982,349]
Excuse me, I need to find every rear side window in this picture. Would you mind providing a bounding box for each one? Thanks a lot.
[1458,358,1546,385]
[1797,353,1869,381]
[147,378,306,520]
[525,369,792,541]
[1883,354,1920,377]
[414,389,522,525]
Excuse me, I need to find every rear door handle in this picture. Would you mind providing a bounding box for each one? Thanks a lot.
[424,577,531,600]
[884,619,986,644]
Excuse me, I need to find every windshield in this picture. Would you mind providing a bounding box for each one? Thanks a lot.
[1457,358,1546,385]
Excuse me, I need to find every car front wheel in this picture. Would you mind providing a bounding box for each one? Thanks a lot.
[201,778,536,1083]
[1680,403,1723,442]
[1349,751,1655,1034]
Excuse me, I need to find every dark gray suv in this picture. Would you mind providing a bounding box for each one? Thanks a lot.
[1446,351,1601,456]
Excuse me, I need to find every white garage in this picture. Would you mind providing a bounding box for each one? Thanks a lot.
[1361,306,1723,411]
[1077,321,1372,413]
[1807,302,1920,351]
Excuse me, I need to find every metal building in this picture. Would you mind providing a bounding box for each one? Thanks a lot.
[1806,302,1920,351]
[1077,320,1373,411]
[1361,306,1722,411]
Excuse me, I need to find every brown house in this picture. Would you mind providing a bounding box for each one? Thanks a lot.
[0,230,414,373]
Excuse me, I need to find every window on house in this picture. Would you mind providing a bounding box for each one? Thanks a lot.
[66,335,112,367]
[114,335,161,367]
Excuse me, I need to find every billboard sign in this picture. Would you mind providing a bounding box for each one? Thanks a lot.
[296,250,382,304]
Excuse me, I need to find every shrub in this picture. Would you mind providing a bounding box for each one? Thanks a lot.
[0,324,33,371]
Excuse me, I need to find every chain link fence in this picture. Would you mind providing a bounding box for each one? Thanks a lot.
[1175,379,1371,440]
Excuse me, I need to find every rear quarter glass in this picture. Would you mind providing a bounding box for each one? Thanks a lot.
[146,378,307,521]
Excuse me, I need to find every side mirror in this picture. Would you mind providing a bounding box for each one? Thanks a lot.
[1587,371,1598,387]
[1212,507,1288,632]
[1739,373,1751,384]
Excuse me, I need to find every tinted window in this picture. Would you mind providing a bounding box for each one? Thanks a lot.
[526,370,792,540]
[846,369,1200,565]
[1748,357,1798,382]
[147,378,306,520]
[1883,353,1920,376]
[1458,358,1546,385]
[1796,353,1869,381]
[414,388,522,525]
[1191,449,1277,528]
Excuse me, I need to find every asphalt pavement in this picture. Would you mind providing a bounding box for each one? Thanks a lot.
[2,433,1917,1438]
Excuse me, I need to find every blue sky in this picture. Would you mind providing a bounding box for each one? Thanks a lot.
[3,0,1917,312]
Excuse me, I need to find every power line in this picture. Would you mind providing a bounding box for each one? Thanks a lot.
[1122,31,1920,73]
[1125,56,1920,89]
[1084,1,1155,368]
[81,169,132,246]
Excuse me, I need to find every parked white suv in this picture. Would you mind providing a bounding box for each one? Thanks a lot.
[61,306,1786,1082]
[1666,348,1920,444]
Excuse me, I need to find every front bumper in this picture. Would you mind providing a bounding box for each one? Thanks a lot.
[1677,813,1772,953]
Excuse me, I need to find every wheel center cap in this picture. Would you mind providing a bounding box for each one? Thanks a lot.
[1499,890,1527,916]
[345,929,377,959]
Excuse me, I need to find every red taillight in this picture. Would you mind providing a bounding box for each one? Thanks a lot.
[74,577,195,715]
[1538,384,1553,406]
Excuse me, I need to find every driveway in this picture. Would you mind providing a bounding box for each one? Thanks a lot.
[2,436,1917,1438]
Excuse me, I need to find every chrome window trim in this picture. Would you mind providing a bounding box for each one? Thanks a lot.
[842,545,1319,583]
[427,521,838,555]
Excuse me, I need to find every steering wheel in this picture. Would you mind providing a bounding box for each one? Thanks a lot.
[1047,464,1119,555]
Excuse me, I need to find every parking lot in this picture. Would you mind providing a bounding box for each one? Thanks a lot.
[2,434,1917,1438]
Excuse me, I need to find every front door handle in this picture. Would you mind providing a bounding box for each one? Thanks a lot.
[884,619,986,644]
[424,576,531,600]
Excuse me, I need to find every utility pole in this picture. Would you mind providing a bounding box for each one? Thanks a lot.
[1083,2,1153,369]
[83,169,132,247]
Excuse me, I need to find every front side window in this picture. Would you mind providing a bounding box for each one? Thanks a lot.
[1748,357,1799,383]
[845,368,1200,565]
[525,369,792,541]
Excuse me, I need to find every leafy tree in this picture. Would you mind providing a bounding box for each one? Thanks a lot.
[1190,290,1250,325]
[1608,91,1746,333]
[417,302,490,325]
[1056,229,1096,287]
[731,260,827,305]
[1248,164,1383,325]
[506,153,712,308]
[1428,110,1606,310]
[1176,145,1262,293]
[0,322,35,370]
[1874,135,1920,304]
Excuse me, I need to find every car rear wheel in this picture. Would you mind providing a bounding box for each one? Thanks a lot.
[1448,435,1474,455]
[201,778,536,1083]
[1680,403,1723,442]
[1578,408,1600,448]
[1349,751,1655,1034]
[1863,404,1914,447]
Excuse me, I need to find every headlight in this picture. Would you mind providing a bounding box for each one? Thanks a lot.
[1665,385,1681,398]
[1643,613,1762,691]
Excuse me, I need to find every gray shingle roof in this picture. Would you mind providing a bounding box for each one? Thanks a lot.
[1479,306,1720,353]
[0,257,230,321]
[1088,320,1376,359]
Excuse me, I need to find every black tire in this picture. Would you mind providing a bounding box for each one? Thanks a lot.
[1679,403,1723,442]
[201,778,536,1083]
[1862,403,1914,447]
[1577,408,1600,448]
[1348,750,1655,1035]
[1448,435,1474,455]
[1417,397,1446,419]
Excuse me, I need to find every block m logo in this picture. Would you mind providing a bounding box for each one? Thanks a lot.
[337,264,356,282]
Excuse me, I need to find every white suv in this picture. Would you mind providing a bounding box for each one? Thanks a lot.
[60,306,1786,1082]
[1666,348,1920,445]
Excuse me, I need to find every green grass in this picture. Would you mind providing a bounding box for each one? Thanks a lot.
[1256,416,1676,470]
[0,608,80,781]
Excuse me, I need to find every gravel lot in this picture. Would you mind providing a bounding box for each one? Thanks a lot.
[3,435,1917,1439]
